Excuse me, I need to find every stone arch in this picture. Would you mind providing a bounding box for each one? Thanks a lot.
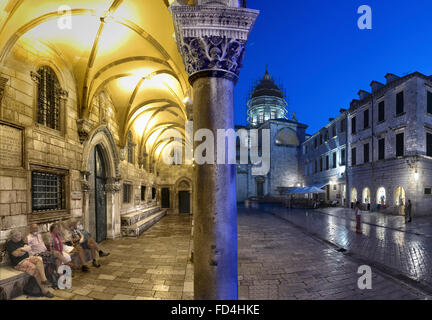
[175,177,193,214]
[362,187,371,204]
[81,125,121,240]
[351,188,358,203]
[81,125,120,178]
[376,187,386,205]
[275,127,300,146]
[394,186,406,206]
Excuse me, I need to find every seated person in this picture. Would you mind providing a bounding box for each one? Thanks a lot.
[68,219,109,268]
[27,223,78,270]
[50,224,89,272]
[6,229,54,298]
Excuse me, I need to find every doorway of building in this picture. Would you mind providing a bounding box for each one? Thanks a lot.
[257,181,264,198]
[178,191,190,214]
[92,145,107,242]
[161,188,170,208]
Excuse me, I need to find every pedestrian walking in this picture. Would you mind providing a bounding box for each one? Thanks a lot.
[354,201,362,234]
[405,199,412,223]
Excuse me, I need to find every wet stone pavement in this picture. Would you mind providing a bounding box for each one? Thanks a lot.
[16,205,432,300]
[254,203,432,292]
[237,206,429,300]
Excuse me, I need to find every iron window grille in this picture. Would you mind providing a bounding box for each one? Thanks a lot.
[32,172,64,212]
[31,67,67,130]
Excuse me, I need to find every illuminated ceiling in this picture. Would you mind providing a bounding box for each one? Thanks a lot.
[0,0,191,167]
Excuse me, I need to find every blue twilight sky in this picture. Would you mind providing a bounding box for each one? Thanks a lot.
[234,0,432,134]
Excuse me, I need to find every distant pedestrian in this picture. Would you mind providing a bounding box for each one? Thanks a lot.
[354,201,362,234]
[405,199,412,223]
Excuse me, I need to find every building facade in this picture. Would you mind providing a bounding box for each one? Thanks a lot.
[347,72,432,216]
[302,110,348,205]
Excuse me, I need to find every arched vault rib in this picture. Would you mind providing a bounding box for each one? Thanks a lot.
[123,103,186,147]
[156,140,186,171]
[140,123,186,155]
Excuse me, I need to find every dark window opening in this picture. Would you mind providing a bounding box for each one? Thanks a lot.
[351,117,357,134]
[32,172,65,212]
[427,133,432,157]
[326,155,329,170]
[152,187,156,199]
[352,148,357,166]
[341,149,346,166]
[378,101,385,122]
[320,158,323,172]
[35,66,63,130]
[123,184,131,203]
[396,133,404,157]
[340,118,346,133]
[378,138,385,160]
[141,186,146,201]
[428,91,432,114]
[396,91,404,115]
[364,143,370,163]
[425,188,432,195]
[363,109,369,129]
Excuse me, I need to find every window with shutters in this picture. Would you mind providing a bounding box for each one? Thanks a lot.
[326,155,329,170]
[341,149,346,166]
[396,91,404,115]
[340,118,346,133]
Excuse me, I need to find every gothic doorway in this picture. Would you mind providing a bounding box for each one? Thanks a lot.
[178,191,190,214]
[161,188,170,208]
[257,181,264,197]
[89,145,107,243]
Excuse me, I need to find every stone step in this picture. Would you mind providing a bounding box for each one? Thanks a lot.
[120,206,161,227]
[121,210,167,238]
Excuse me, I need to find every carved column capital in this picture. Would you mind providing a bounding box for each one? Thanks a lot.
[76,119,93,144]
[170,4,258,84]
[106,177,122,193]
[80,170,91,192]
[0,76,8,105]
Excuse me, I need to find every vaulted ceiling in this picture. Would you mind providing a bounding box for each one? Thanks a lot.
[0,0,190,166]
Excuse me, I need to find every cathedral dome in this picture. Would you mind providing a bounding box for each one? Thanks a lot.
[251,68,284,99]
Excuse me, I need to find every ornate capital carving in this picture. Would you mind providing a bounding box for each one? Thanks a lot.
[106,177,121,193]
[0,76,8,105]
[80,170,91,192]
[170,4,258,84]
[76,119,93,144]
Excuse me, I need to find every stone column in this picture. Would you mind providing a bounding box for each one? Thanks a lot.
[170,2,258,300]
[105,177,122,239]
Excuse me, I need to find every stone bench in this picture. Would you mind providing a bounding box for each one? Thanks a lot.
[121,209,167,238]
[121,206,161,226]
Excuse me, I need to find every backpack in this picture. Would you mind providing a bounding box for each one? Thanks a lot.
[23,276,44,297]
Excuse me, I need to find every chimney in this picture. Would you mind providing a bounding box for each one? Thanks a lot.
[370,80,384,93]
[329,118,334,122]
[385,73,400,84]
[358,90,370,100]
[350,99,359,108]
[339,108,347,113]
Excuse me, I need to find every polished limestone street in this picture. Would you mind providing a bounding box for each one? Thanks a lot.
[15,205,432,300]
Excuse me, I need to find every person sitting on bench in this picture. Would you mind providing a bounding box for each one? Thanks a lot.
[27,224,78,270]
[50,224,90,272]
[68,219,109,268]
[6,229,54,298]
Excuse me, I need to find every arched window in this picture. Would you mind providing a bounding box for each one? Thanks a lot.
[351,188,358,202]
[275,128,300,146]
[362,188,371,204]
[33,66,65,130]
[394,186,406,206]
[376,187,386,205]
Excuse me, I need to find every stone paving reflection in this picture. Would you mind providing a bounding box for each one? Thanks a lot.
[238,206,429,300]
[256,203,432,289]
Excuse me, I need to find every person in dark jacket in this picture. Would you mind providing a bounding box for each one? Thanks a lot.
[6,229,54,298]
[405,199,412,223]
